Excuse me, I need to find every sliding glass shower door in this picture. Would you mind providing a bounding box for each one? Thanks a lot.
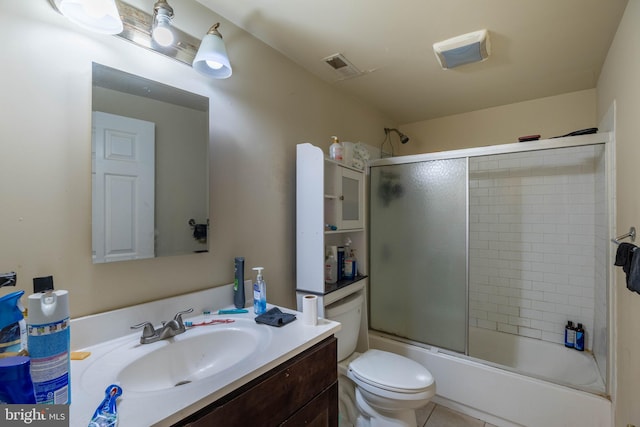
[369,159,468,353]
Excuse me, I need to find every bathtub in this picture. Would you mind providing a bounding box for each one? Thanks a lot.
[468,327,605,393]
[369,331,612,427]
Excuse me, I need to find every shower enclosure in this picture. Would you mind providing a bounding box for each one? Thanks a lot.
[369,135,611,395]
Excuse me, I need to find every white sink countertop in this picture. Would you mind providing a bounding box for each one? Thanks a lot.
[69,284,339,427]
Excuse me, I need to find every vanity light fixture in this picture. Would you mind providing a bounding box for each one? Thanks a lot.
[151,0,174,47]
[192,23,233,79]
[50,0,233,78]
[49,0,123,34]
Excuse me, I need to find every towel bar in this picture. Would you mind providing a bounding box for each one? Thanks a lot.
[612,226,636,245]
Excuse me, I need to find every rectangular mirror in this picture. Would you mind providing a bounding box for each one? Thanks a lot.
[92,63,209,263]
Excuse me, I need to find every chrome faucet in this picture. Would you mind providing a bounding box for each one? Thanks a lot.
[131,308,194,344]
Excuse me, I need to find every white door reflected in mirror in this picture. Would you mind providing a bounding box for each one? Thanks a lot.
[92,112,155,263]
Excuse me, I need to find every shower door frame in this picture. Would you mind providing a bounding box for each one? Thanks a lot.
[368,132,614,394]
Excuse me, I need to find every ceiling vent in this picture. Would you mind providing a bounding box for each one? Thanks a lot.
[323,53,363,80]
[433,29,490,69]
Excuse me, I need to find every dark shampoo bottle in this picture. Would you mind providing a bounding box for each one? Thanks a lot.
[575,323,585,351]
[234,257,245,309]
[564,321,575,348]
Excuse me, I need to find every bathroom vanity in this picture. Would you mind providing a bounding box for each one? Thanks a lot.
[176,336,337,426]
[69,284,340,426]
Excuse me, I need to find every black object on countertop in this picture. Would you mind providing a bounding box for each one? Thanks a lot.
[255,307,297,327]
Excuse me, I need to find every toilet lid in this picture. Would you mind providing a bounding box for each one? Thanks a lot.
[348,349,434,392]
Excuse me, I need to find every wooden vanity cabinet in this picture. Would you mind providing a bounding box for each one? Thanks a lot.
[175,336,338,427]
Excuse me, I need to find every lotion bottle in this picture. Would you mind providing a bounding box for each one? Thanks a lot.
[252,267,267,315]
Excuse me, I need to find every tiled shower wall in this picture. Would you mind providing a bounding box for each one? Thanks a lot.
[468,145,606,349]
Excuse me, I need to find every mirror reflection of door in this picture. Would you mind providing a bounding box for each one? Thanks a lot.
[92,112,155,263]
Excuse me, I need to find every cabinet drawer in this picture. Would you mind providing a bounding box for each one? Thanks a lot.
[178,336,337,427]
[281,381,338,427]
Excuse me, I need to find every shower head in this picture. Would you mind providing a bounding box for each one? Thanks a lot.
[384,127,410,144]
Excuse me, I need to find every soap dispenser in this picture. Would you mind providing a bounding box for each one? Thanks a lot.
[252,267,267,315]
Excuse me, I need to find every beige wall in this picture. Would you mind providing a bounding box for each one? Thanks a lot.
[597,1,640,425]
[398,89,596,155]
[0,1,390,317]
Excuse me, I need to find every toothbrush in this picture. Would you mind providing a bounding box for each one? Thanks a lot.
[218,309,249,314]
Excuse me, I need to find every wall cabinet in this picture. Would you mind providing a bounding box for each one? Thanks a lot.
[176,337,338,427]
[296,143,368,317]
[324,161,364,230]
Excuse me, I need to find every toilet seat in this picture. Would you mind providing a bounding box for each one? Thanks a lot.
[348,349,434,394]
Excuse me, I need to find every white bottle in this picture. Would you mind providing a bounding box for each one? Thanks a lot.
[252,267,267,315]
[329,136,343,161]
[325,254,337,284]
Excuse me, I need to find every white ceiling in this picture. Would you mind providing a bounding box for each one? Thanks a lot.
[196,0,628,125]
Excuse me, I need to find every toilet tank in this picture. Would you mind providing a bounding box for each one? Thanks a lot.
[325,291,363,361]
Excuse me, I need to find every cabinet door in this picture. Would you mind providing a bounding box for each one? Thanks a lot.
[281,382,338,427]
[337,167,364,230]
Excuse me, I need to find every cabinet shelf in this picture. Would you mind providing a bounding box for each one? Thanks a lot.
[324,228,365,235]
[324,275,368,295]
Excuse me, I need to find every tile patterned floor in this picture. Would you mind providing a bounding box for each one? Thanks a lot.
[416,403,499,427]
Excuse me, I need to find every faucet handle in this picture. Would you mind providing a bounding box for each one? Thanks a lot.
[173,308,194,327]
[131,321,156,338]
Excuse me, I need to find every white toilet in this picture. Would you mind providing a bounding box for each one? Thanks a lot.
[325,292,435,427]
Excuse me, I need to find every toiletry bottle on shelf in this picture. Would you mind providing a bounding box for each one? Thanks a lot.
[344,249,356,280]
[325,253,337,284]
[329,136,343,161]
[336,246,345,281]
[564,321,575,348]
[234,257,245,308]
[575,323,585,351]
[252,267,267,315]
[351,248,358,277]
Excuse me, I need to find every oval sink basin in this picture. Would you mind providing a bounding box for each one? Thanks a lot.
[118,326,264,392]
[81,319,272,398]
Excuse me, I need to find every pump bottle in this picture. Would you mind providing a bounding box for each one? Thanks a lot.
[252,267,267,315]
